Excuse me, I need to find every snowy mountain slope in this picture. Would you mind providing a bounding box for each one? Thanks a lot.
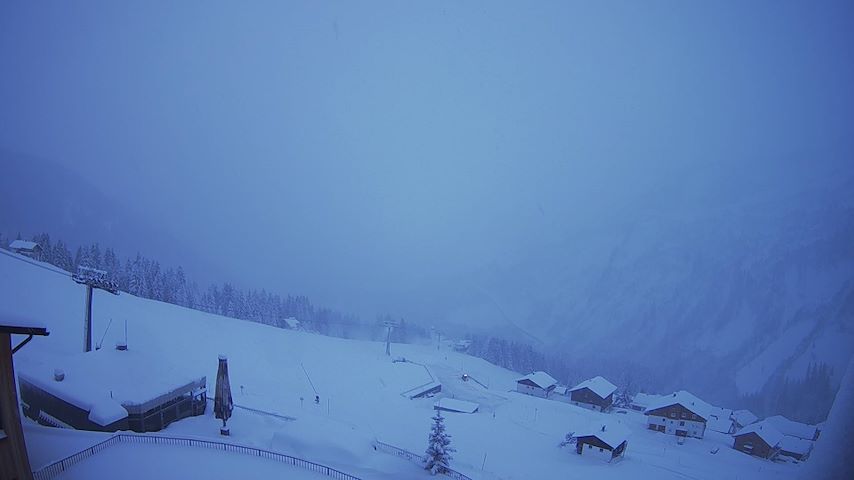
[434,180,854,411]
[0,249,811,479]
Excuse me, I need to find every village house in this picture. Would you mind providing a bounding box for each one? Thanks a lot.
[433,398,479,414]
[8,239,42,260]
[573,423,629,463]
[764,415,821,441]
[731,409,759,430]
[515,371,557,398]
[568,376,617,411]
[1,316,50,480]
[645,391,712,439]
[19,345,206,433]
[732,421,783,459]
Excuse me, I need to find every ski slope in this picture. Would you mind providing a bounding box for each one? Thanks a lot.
[0,251,811,479]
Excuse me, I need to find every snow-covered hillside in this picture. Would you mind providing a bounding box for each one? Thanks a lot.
[434,180,854,414]
[0,251,814,479]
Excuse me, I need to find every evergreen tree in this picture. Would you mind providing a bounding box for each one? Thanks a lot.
[424,410,455,475]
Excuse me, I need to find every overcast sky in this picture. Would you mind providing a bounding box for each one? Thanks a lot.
[2,1,853,318]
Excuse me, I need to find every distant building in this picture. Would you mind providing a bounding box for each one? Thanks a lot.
[764,415,821,441]
[731,409,759,430]
[551,386,571,403]
[433,398,479,414]
[405,382,442,399]
[645,391,712,439]
[19,346,206,433]
[574,423,629,462]
[516,371,557,398]
[283,317,300,330]
[452,340,471,352]
[1,317,49,480]
[568,376,617,411]
[9,240,42,260]
[732,421,783,459]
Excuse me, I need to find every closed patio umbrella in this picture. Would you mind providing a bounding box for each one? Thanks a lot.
[214,354,233,435]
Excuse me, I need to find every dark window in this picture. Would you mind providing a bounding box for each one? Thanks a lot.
[670,412,677,418]
[679,421,685,426]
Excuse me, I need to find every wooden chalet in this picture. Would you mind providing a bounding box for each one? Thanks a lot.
[732,421,783,459]
[515,371,557,398]
[1,317,50,480]
[568,376,617,411]
[8,240,42,260]
[645,391,712,439]
[574,423,629,463]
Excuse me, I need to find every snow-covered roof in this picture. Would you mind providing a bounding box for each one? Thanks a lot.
[779,435,813,455]
[569,376,617,399]
[630,392,663,407]
[644,390,714,420]
[284,317,300,329]
[516,371,557,390]
[574,422,630,450]
[553,386,569,396]
[732,409,758,427]
[764,415,818,440]
[18,348,205,423]
[734,421,784,447]
[707,407,735,433]
[0,310,49,335]
[433,398,479,414]
[9,239,39,251]
[405,381,441,399]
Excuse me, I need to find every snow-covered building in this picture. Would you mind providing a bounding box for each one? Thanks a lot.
[406,381,442,399]
[731,409,758,430]
[568,376,617,411]
[644,391,712,439]
[8,239,42,260]
[732,421,783,459]
[515,371,557,398]
[433,398,479,414]
[452,340,471,352]
[19,346,207,433]
[707,406,736,434]
[574,423,629,462]
[283,317,300,330]
[1,317,49,480]
[629,392,662,412]
[764,415,821,441]
[778,435,813,462]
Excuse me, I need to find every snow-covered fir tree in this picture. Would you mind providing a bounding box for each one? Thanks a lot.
[424,410,455,475]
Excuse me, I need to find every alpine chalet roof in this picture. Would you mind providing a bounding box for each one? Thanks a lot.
[765,415,819,440]
[9,239,39,251]
[516,371,557,390]
[644,390,713,420]
[569,376,617,399]
[732,409,759,427]
[734,421,784,447]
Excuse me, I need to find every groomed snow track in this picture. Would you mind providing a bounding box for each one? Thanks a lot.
[33,433,362,480]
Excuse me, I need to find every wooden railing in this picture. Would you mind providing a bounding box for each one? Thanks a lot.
[33,433,361,480]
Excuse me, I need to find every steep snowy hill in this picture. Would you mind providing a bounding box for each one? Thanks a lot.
[435,178,854,416]
[0,247,811,479]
